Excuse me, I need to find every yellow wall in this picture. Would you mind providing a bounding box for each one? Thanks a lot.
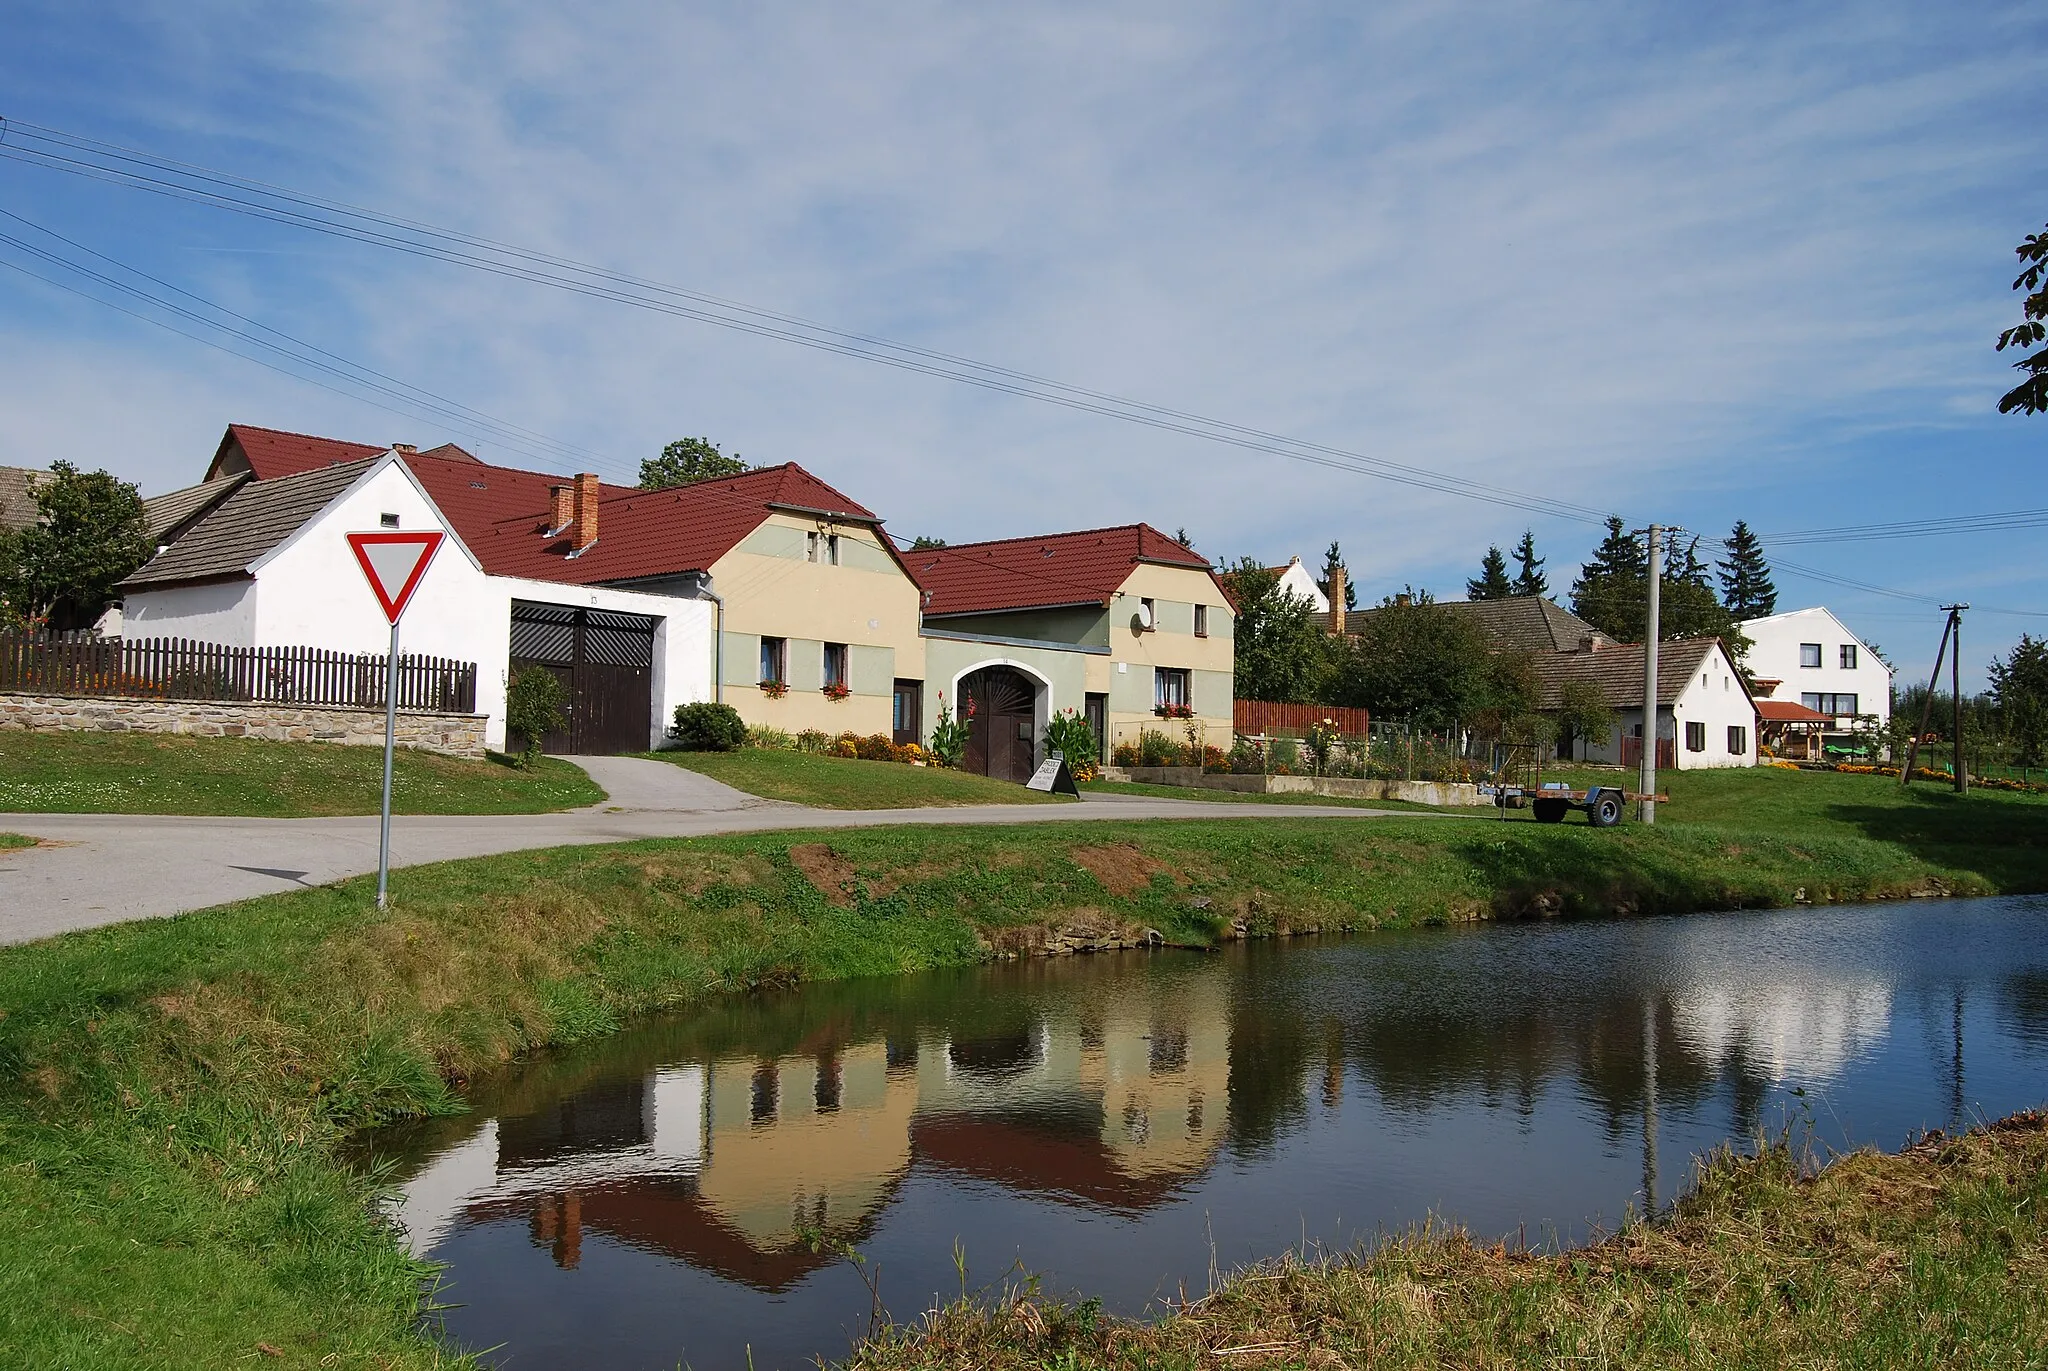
[708,513,926,736]
[1089,561,1236,753]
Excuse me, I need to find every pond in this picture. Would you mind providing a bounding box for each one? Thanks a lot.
[372,896,2048,1369]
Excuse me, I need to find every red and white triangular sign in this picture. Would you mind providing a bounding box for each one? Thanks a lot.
[347,531,445,624]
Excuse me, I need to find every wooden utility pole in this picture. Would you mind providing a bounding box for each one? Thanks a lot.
[1949,604,1968,794]
[1639,525,1664,824]
[1902,605,1966,787]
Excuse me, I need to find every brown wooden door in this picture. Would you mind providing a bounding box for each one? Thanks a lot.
[509,601,656,755]
[961,667,1036,783]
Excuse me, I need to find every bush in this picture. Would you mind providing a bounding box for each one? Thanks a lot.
[929,692,970,769]
[1138,729,1181,767]
[1044,708,1098,778]
[1228,739,1264,774]
[856,733,896,761]
[796,729,834,754]
[832,732,860,759]
[1270,736,1300,771]
[506,666,567,769]
[746,725,797,750]
[1112,741,1139,767]
[670,701,748,752]
[1202,745,1230,774]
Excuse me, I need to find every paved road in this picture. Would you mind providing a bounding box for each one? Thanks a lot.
[0,757,1429,946]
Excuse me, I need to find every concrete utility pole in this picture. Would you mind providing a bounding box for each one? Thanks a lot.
[1639,525,1664,824]
[1949,604,1968,794]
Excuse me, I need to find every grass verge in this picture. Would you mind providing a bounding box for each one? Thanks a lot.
[0,731,603,816]
[651,746,1071,808]
[1,769,2044,1367]
[1082,778,1441,811]
[850,1112,2048,1368]
[0,833,33,851]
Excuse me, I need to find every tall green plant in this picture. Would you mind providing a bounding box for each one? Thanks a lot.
[928,692,970,768]
[1044,708,1098,776]
[506,666,567,769]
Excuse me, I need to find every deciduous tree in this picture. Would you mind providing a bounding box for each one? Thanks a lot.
[1996,222,2048,416]
[908,535,947,550]
[639,436,750,488]
[1329,588,1491,730]
[1466,546,1512,600]
[1989,634,2048,765]
[0,461,153,632]
[1217,558,1330,703]
[1717,520,1777,619]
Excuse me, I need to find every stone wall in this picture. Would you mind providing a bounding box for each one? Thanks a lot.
[0,691,488,759]
[1100,766,1486,807]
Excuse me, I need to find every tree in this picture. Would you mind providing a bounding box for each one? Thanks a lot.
[1717,520,1777,619]
[1996,222,2048,415]
[1510,530,1547,598]
[1568,517,1648,639]
[1172,527,1194,550]
[1675,536,1713,590]
[0,461,154,632]
[1319,540,1357,611]
[1329,589,1492,730]
[1553,679,1616,760]
[1466,546,1512,600]
[1217,558,1331,703]
[639,436,750,488]
[1989,634,2048,765]
[908,535,947,550]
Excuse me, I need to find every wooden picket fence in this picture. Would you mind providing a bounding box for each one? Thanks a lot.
[1232,699,1372,739]
[0,633,477,714]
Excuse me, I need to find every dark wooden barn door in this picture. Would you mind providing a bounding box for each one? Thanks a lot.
[509,601,656,755]
[961,666,1036,783]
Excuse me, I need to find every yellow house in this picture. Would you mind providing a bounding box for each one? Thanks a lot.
[907,524,1235,778]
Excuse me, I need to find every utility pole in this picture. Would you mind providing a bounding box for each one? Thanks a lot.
[1949,604,1968,794]
[1900,610,1952,785]
[1638,525,1664,824]
[1902,605,1967,788]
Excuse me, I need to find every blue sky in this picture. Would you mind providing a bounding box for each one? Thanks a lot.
[1,1,2042,687]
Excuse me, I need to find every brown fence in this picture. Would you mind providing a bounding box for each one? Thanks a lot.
[0,633,477,714]
[1232,700,1371,738]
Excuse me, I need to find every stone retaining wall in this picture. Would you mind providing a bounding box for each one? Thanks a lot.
[0,691,488,759]
[1101,766,1485,807]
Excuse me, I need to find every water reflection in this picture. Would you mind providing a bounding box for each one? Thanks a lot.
[374,897,2048,1370]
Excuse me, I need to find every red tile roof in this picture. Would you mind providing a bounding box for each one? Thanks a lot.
[912,523,1222,617]
[210,424,387,480]
[1757,700,1832,723]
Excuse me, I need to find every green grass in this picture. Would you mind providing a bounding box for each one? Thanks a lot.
[0,731,604,816]
[850,1113,2048,1369]
[651,746,1072,808]
[1,768,2045,1367]
[0,833,32,850]
[1082,778,1443,811]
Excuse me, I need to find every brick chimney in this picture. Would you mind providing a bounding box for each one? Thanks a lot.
[1394,591,1411,608]
[391,442,418,455]
[548,484,574,535]
[571,472,601,552]
[1579,635,1599,653]
[1330,564,1347,635]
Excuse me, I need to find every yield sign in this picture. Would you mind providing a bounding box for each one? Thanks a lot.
[347,531,445,624]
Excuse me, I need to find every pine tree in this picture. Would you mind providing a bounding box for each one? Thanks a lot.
[1319,540,1357,610]
[1466,546,1512,600]
[1717,520,1777,619]
[1510,530,1547,598]
[1569,517,1649,640]
[1677,536,1713,590]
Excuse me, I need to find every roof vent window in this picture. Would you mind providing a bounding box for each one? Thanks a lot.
[379,513,400,529]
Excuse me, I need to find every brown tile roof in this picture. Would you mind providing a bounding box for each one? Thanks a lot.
[913,523,1222,617]
[142,474,248,544]
[1332,596,1617,653]
[0,466,40,532]
[1758,699,1832,723]
[121,459,380,590]
[1528,637,1745,710]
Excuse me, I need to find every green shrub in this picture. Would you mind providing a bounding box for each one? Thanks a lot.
[1138,728,1183,767]
[746,725,797,750]
[506,666,567,769]
[796,728,834,753]
[929,692,970,768]
[856,733,896,761]
[1045,708,1099,778]
[671,701,748,751]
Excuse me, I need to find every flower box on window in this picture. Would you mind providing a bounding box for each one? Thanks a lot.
[1153,703,1195,719]
[758,679,789,699]
[821,680,852,701]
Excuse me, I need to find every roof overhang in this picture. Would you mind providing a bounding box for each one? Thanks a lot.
[766,501,882,525]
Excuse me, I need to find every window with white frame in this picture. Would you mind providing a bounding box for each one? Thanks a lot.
[1840,644,1858,670]
[1194,603,1208,637]
[1801,692,1858,715]
[1154,667,1190,710]
[1800,643,1822,668]
[823,642,848,688]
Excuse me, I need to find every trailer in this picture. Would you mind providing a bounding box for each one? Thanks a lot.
[1483,782,1629,827]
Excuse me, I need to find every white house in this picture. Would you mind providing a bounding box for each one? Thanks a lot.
[1541,637,1758,770]
[120,452,714,753]
[1739,607,1892,739]
[1267,556,1331,613]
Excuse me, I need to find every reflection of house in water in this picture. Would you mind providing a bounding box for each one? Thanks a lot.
[1670,978,1892,1082]
[393,983,1232,1289]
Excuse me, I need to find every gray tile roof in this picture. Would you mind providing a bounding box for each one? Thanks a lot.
[142,474,248,543]
[1528,637,1727,709]
[1326,596,1619,653]
[120,458,378,590]
[0,466,40,532]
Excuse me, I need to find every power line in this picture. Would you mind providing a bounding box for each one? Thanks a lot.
[1756,508,2048,547]
[0,115,1617,525]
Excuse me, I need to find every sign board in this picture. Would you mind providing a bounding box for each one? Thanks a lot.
[346,531,445,624]
[1026,751,1080,797]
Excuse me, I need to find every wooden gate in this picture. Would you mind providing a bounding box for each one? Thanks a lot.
[961,666,1037,783]
[509,601,656,755]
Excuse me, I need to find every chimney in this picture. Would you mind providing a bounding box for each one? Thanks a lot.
[1579,635,1599,653]
[1331,564,1348,635]
[391,442,418,455]
[571,472,601,552]
[1393,591,1411,608]
[548,484,574,535]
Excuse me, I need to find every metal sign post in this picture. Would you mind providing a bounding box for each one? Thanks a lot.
[346,530,445,908]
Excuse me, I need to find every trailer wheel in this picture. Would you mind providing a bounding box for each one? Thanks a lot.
[1588,792,1623,828]
[1533,798,1568,824]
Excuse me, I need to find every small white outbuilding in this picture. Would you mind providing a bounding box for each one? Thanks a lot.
[1540,637,1758,770]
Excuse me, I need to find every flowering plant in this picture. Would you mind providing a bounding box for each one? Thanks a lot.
[821,679,851,701]
[1153,702,1195,719]
[929,691,971,768]
[757,678,788,699]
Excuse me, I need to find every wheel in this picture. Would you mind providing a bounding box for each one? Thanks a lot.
[1533,798,1568,824]
[1588,791,1624,828]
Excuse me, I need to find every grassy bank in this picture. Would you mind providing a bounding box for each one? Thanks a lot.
[0,732,603,816]
[652,746,1072,808]
[2,772,2045,1367]
[851,1112,2048,1369]
[1083,778,1441,810]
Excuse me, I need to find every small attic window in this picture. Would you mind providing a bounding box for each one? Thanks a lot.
[470,480,488,490]
[379,513,400,529]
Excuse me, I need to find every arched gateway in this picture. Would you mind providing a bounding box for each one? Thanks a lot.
[959,666,1038,783]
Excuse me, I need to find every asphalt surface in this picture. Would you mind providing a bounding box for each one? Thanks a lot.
[0,756,1426,946]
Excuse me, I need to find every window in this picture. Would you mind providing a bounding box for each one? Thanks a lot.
[1194,603,1208,637]
[759,636,786,685]
[1155,667,1190,710]
[1840,644,1858,670]
[827,533,840,565]
[823,642,848,689]
[1140,597,1157,631]
[808,531,841,565]
[1728,725,1747,755]
[1800,692,1858,716]
[1685,721,1707,752]
[379,512,400,528]
[1800,643,1822,668]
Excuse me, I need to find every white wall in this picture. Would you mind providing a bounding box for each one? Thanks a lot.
[1273,559,1330,613]
[1741,607,1893,728]
[1670,644,1759,769]
[122,579,258,642]
[123,457,714,752]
